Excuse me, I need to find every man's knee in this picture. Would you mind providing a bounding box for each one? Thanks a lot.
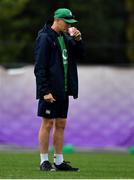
[55,119,66,130]
[41,118,54,130]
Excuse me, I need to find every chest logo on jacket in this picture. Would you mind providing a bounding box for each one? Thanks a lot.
[62,49,68,61]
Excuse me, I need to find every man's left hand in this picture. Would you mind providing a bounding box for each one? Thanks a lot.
[73,29,82,41]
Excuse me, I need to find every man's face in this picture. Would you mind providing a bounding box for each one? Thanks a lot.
[57,19,71,33]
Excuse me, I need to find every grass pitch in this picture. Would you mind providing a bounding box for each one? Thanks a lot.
[0,151,134,179]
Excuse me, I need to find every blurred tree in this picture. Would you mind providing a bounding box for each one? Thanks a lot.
[47,0,70,12]
[125,0,134,62]
[0,0,72,65]
[0,0,29,64]
[14,0,71,64]
[71,0,127,64]
[0,0,131,65]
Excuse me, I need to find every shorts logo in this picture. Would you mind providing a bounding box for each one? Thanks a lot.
[45,110,51,114]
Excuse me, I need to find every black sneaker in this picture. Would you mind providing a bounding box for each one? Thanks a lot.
[40,161,55,171]
[54,161,80,171]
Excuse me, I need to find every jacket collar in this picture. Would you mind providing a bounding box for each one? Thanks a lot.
[39,22,73,55]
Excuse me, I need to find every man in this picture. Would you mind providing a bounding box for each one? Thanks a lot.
[34,8,84,171]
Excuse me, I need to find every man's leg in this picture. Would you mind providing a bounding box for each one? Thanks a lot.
[39,117,53,154]
[52,118,66,164]
[52,118,80,171]
[39,117,55,171]
[53,118,66,153]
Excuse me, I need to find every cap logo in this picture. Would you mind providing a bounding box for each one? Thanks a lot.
[70,11,72,16]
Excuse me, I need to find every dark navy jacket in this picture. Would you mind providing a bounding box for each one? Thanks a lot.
[34,22,84,100]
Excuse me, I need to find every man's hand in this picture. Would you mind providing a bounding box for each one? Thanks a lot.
[73,29,82,41]
[68,27,82,41]
[43,93,56,103]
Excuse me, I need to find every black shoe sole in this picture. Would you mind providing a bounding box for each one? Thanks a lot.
[55,168,80,172]
[40,167,56,172]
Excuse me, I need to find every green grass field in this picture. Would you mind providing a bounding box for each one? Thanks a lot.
[0,151,134,179]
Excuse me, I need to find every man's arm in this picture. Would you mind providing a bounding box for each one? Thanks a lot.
[72,40,85,60]
[68,28,85,60]
[34,33,51,99]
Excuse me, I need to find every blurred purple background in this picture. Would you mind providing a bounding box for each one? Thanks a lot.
[0,65,134,149]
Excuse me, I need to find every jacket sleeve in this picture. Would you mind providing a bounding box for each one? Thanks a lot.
[70,38,85,60]
[34,33,51,99]
[74,40,85,59]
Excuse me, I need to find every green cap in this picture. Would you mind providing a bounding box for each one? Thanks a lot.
[54,8,78,24]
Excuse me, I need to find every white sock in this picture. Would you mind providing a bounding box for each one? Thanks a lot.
[54,154,64,165]
[40,153,48,164]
